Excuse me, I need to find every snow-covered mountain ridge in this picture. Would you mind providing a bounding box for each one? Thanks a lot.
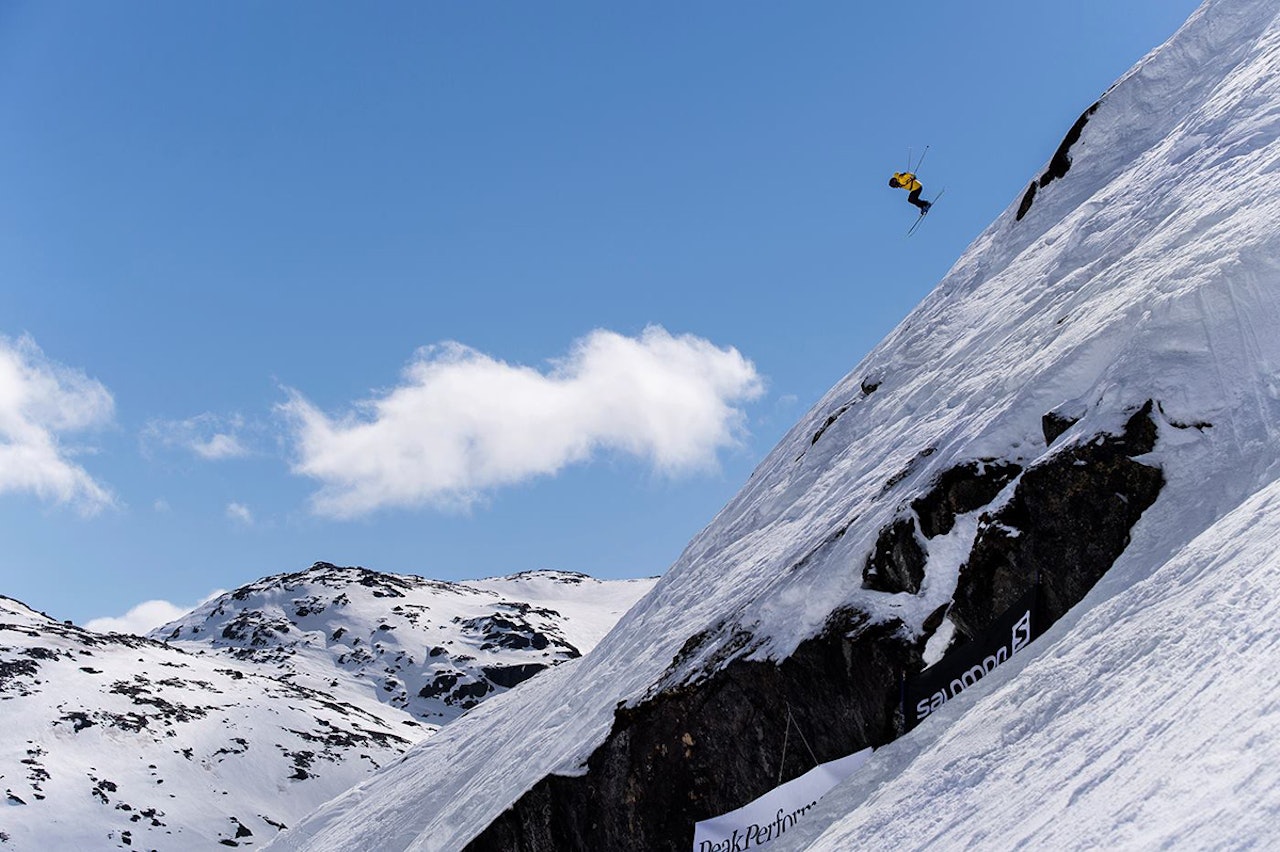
[154,562,654,727]
[0,566,653,850]
[268,0,1280,849]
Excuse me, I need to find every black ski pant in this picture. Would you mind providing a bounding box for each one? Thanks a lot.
[908,187,929,211]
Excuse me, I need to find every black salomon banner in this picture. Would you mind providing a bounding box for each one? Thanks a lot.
[905,586,1039,731]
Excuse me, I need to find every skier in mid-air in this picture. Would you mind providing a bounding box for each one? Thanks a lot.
[889,171,933,214]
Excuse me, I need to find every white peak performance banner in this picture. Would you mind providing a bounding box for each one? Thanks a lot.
[692,748,872,851]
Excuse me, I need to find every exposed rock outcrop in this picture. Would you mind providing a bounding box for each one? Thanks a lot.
[911,459,1023,539]
[862,517,927,595]
[950,402,1163,638]
[467,404,1164,850]
[1017,100,1101,221]
[467,612,918,852]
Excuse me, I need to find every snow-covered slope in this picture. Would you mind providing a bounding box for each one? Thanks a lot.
[0,596,419,851]
[271,0,1280,848]
[154,563,654,727]
[0,566,653,851]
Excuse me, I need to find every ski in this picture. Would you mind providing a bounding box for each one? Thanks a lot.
[907,187,946,236]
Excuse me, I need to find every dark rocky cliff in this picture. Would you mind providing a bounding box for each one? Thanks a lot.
[465,403,1165,851]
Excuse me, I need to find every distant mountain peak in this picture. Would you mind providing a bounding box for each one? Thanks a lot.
[152,563,650,723]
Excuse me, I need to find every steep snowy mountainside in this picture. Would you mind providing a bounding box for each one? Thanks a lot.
[0,595,420,851]
[786,476,1280,850]
[270,1,1280,849]
[706,0,1280,665]
[153,563,655,726]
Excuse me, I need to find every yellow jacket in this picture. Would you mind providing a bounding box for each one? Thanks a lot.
[892,172,922,192]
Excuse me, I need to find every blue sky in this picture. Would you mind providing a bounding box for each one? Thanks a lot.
[0,0,1201,629]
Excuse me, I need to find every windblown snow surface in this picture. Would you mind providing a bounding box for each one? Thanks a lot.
[271,0,1280,848]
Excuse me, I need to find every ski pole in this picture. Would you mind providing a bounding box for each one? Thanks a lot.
[913,144,930,175]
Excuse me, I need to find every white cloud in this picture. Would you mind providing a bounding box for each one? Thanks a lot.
[193,432,247,460]
[0,334,115,513]
[85,591,225,636]
[281,326,765,517]
[226,502,254,525]
[143,413,250,460]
